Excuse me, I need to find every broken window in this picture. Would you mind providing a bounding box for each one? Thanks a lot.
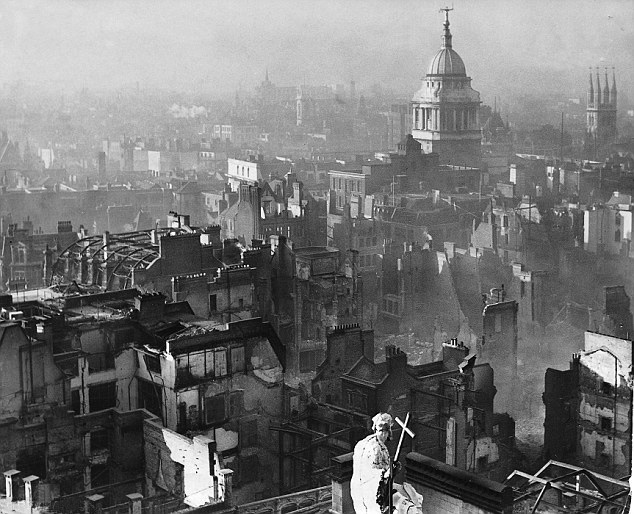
[143,353,161,374]
[228,391,244,417]
[205,394,226,425]
[189,351,206,379]
[214,348,228,377]
[71,389,81,413]
[231,346,245,373]
[91,464,109,488]
[138,379,162,418]
[88,381,116,413]
[600,416,612,431]
[91,429,109,452]
[205,349,215,377]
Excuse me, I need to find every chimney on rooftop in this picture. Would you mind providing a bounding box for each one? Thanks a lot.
[442,338,470,371]
[134,292,166,322]
[386,345,407,374]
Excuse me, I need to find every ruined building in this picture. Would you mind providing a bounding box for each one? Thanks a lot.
[543,331,632,478]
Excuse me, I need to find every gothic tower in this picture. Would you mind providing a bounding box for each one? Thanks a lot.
[411,8,481,166]
[585,67,617,160]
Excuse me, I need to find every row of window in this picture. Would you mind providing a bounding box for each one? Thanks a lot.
[235,165,257,178]
[331,177,363,193]
[358,236,378,247]
[359,254,378,268]
[12,247,27,263]
[176,346,246,381]
[427,80,466,90]
[202,390,245,425]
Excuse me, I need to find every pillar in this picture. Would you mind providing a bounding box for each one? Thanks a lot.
[218,469,234,507]
[330,453,353,514]
[23,475,39,507]
[85,493,105,514]
[126,493,143,514]
[4,470,20,502]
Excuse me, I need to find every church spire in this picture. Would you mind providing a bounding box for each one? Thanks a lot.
[611,67,617,106]
[588,69,594,107]
[603,68,610,105]
[595,68,601,106]
[440,6,453,49]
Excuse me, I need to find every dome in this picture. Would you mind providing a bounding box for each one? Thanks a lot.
[426,8,467,77]
[427,48,466,76]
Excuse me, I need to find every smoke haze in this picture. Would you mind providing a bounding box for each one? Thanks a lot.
[0,0,632,102]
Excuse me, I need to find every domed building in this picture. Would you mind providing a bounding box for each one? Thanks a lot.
[411,9,482,166]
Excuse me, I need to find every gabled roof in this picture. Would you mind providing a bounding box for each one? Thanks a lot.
[176,181,201,195]
[343,356,388,386]
[606,193,632,206]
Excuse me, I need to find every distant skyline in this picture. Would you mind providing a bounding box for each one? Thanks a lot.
[1,0,633,105]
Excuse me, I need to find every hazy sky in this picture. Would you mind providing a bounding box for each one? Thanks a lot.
[1,0,632,104]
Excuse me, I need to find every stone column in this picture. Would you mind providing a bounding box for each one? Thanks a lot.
[23,475,39,507]
[126,493,143,514]
[330,452,353,514]
[218,469,234,507]
[3,469,20,502]
[85,494,104,514]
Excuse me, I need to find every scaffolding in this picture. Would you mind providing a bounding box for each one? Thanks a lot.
[507,460,630,513]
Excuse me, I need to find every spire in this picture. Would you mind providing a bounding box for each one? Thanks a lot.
[603,67,610,104]
[588,68,594,107]
[440,6,454,49]
[611,67,617,106]
[595,68,601,106]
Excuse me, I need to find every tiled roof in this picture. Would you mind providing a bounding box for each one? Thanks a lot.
[344,356,388,385]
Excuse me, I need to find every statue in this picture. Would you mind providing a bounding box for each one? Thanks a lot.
[351,412,420,514]
[351,412,393,514]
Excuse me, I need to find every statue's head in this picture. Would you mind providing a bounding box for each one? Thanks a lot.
[372,412,393,442]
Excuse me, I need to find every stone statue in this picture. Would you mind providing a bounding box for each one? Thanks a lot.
[351,412,421,514]
[351,413,394,514]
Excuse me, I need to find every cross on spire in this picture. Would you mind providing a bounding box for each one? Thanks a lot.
[440,6,453,25]
[439,6,454,48]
